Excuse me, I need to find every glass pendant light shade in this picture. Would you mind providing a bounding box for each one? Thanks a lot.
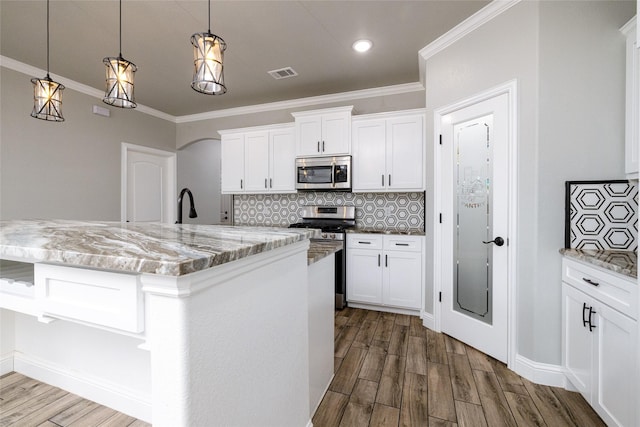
[30,75,65,122]
[191,32,227,95]
[31,0,64,122]
[103,55,137,108]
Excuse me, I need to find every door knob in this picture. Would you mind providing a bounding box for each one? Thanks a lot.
[482,236,505,246]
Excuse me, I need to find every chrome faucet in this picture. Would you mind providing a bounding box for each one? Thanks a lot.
[176,188,197,224]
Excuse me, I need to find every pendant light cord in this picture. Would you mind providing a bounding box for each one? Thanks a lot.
[46,0,50,77]
[208,0,211,34]
[119,0,122,57]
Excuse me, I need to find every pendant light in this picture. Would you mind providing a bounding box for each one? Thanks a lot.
[103,0,137,108]
[31,0,65,122]
[190,0,227,95]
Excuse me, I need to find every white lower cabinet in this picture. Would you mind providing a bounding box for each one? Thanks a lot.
[347,234,423,312]
[562,257,638,427]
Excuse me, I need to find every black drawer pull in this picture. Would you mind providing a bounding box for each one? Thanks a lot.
[582,302,589,328]
[358,241,371,244]
[582,277,600,287]
[588,307,596,332]
[395,243,409,246]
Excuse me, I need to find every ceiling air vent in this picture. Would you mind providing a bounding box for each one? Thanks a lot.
[268,67,298,80]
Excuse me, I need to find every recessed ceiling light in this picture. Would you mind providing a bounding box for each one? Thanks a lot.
[352,39,372,53]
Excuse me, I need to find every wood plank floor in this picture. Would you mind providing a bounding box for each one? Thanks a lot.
[313,307,606,427]
[1,307,605,427]
[0,372,149,427]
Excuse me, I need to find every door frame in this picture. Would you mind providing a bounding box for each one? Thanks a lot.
[433,80,518,368]
[121,142,177,223]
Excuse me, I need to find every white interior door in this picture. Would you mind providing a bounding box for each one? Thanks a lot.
[439,93,509,363]
[122,143,177,223]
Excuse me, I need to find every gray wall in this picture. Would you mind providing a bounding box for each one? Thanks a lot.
[423,0,634,364]
[177,139,222,225]
[176,91,425,148]
[0,68,176,221]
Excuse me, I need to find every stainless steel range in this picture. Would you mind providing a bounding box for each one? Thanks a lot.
[289,206,356,309]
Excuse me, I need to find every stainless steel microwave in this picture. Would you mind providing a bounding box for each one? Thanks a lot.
[295,156,351,191]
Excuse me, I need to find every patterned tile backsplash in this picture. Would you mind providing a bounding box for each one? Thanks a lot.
[565,180,638,251]
[234,192,425,231]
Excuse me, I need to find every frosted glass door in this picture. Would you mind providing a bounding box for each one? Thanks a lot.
[454,117,492,324]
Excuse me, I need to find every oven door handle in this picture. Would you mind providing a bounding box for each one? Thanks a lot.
[331,164,336,188]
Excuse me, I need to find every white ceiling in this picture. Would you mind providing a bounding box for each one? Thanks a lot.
[0,1,489,117]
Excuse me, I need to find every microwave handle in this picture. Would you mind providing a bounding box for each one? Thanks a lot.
[331,164,336,188]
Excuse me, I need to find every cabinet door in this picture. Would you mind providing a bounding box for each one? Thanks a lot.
[562,284,595,400]
[269,128,296,193]
[346,249,382,304]
[386,115,424,190]
[352,119,386,191]
[594,303,637,427]
[321,112,351,155]
[243,131,270,192]
[296,115,322,156]
[221,134,245,193]
[384,251,422,310]
[624,23,639,177]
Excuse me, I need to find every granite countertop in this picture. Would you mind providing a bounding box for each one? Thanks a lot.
[0,220,319,276]
[346,227,425,236]
[560,248,637,279]
[307,240,343,265]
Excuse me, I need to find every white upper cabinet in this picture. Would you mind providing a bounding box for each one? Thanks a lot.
[221,133,245,193]
[269,127,296,192]
[220,124,296,194]
[292,106,353,156]
[352,110,425,192]
[621,17,638,178]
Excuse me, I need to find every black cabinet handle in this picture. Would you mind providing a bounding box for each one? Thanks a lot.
[317,141,320,152]
[385,254,388,267]
[378,254,380,267]
[395,243,409,246]
[388,174,391,186]
[381,174,385,186]
[322,141,325,152]
[240,179,243,189]
[270,178,273,188]
[582,278,600,287]
[358,241,371,244]
[582,302,589,328]
[588,307,596,332]
[265,178,268,189]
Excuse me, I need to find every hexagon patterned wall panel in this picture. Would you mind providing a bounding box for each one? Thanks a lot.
[234,192,424,231]
[565,180,638,251]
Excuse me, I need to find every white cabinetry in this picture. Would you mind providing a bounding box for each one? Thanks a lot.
[292,106,353,156]
[220,124,296,194]
[621,17,638,178]
[352,110,425,192]
[562,257,638,427]
[347,234,423,313]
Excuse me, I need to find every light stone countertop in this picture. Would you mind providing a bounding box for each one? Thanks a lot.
[560,248,637,279]
[307,240,343,265]
[0,220,319,276]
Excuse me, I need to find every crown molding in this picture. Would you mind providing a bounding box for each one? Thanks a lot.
[175,82,425,123]
[2,55,424,125]
[418,0,522,83]
[0,55,176,123]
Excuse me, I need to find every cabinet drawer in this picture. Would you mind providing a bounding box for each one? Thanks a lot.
[383,235,423,252]
[35,264,144,333]
[562,258,637,320]
[347,234,383,250]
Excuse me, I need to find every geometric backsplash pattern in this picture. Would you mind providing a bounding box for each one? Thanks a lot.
[565,180,638,251]
[234,192,425,231]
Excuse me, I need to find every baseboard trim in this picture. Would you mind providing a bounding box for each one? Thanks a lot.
[0,353,14,375]
[12,352,152,422]
[347,302,420,316]
[421,311,435,330]
[512,354,566,388]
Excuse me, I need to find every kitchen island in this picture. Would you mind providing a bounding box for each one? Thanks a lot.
[0,220,320,426]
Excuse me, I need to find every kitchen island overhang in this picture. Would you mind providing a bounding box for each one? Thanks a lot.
[0,220,319,426]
